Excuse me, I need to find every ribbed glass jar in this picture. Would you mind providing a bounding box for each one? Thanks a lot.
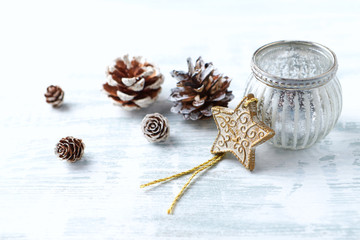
[244,40,342,150]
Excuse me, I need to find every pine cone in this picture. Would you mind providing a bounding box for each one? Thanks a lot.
[170,57,234,120]
[103,55,164,110]
[55,136,85,162]
[45,85,64,107]
[141,113,169,143]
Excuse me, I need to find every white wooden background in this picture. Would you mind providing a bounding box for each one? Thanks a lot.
[1,0,360,239]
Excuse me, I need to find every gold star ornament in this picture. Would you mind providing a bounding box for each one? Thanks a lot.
[211,93,275,171]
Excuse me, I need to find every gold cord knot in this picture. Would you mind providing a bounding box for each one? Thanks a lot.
[244,97,258,107]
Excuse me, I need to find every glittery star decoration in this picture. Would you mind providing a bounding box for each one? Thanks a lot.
[211,93,275,171]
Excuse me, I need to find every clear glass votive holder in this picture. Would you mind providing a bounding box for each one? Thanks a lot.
[244,40,342,150]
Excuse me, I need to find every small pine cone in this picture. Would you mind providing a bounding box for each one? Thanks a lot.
[55,136,85,162]
[103,55,164,110]
[141,113,169,143]
[170,57,234,120]
[45,85,64,107]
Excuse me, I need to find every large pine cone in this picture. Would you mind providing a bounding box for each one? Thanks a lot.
[55,136,85,162]
[45,85,64,107]
[170,57,234,120]
[103,55,164,110]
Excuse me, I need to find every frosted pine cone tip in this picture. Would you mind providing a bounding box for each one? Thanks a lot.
[170,57,234,120]
[141,113,170,143]
[55,136,85,162]
[103,54,164,110]
[45,85,64,107]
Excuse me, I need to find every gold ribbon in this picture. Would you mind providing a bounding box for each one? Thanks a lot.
[141,153,226,214]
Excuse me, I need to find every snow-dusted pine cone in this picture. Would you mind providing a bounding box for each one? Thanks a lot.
[170,57,234,120]
[141,113,169,143]
[44,85,64,107]
[55,136,85,162]
[103,55,164,110]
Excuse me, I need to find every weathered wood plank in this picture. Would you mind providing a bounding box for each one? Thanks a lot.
[0,0,360,239]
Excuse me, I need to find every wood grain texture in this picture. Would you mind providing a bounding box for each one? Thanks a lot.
[0,0,360,239]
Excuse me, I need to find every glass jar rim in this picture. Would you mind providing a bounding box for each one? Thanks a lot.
[251,40,338,89]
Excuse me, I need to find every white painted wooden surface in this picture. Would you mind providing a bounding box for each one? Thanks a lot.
[1,0,360,239]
